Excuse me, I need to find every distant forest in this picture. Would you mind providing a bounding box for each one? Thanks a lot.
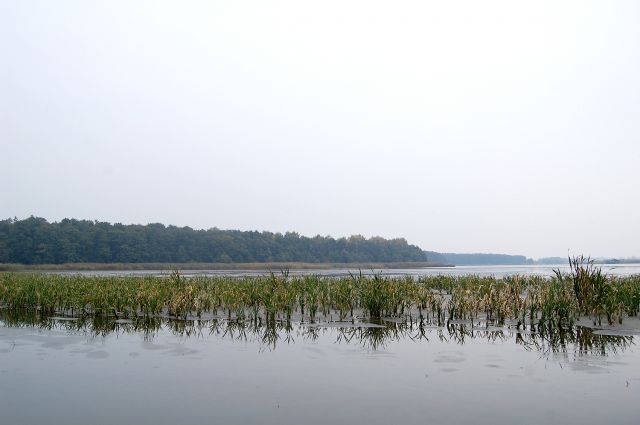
[426,251,567,266]
[0,217,429,265]
[426,252,528,265]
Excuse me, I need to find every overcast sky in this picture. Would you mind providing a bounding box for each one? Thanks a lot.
[1,1,639,258]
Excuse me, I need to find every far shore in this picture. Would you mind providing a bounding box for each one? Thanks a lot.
[0,261,453,272]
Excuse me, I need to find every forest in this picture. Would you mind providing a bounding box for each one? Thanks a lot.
[426,252,529,265]
[0,217,429,265]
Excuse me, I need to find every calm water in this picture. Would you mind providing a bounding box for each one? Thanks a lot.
[1,315,639,425]
[51,263,640,278]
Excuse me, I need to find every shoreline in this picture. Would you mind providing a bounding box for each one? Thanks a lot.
[0,261,453,272]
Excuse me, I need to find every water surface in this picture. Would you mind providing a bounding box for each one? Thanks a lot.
[1,315,639,425]
[49,263,640,278]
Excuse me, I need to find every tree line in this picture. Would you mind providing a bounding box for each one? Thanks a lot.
[425,251,529,265]
[0,217,428,265]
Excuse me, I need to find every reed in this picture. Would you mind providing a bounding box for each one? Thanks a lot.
[1,259,639,332]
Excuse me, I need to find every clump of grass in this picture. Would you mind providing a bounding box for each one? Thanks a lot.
[357,272,392,319]
[555,256,627,325]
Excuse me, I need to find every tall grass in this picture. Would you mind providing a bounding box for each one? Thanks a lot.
[1,259,639,331]
[555,255,628,325]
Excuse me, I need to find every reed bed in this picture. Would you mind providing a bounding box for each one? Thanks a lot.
[1,258,639,332]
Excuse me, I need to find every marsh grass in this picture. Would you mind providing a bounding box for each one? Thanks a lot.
[1,258,639,333]
[554,255,629,326]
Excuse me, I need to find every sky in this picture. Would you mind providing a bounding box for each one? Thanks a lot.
[1,0,639,259]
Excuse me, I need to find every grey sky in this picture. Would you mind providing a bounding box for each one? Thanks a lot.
[1,1,639,258]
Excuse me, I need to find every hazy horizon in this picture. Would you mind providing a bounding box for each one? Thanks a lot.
[2,1,639,259]
[4,214,634,261]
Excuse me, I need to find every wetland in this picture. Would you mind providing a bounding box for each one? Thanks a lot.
[2,258,640,424]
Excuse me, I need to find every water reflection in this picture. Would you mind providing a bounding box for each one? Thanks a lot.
[0,309,633,356]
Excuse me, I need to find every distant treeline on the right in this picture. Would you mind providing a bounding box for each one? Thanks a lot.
[426,252,639,266]
[425,252,567,266]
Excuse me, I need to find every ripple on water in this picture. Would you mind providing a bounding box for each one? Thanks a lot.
[440,367,459,373]
[433,351,466,363]
[0,342,17,354]
[141,341,167,351]
[306,322,386,329]
[86,350,109,359]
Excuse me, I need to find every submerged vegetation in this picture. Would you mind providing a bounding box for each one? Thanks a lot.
[1,257,638,334]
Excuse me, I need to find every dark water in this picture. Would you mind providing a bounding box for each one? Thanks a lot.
[1,314,639,425]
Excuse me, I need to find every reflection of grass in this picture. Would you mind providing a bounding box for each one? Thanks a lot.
[515,325,634,356]
[1,309,633,356]
[1,261,639,333]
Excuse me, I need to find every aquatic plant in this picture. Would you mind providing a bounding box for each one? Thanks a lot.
[1,263,639,333]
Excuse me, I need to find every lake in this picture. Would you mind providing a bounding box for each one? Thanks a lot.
[1,312,639,425]
[50,263,640,278]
